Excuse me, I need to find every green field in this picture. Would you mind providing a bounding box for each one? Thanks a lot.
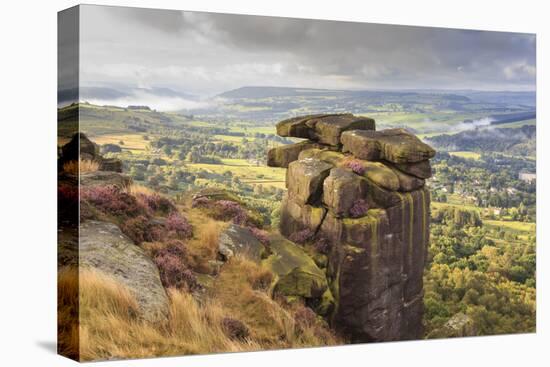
[449,151,482,160]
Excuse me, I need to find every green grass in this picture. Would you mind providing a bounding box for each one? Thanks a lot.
[484,220,536,233]
[449,151,482,160]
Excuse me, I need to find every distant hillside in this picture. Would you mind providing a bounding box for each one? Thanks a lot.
[426,125,536,157]
[217,86,348,99]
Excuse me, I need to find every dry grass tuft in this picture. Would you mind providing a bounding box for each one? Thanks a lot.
[63,159,100,175]
[58,267,259,361]
[125,183,156,197]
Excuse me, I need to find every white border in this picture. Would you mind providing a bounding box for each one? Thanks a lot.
[0,0,547,366]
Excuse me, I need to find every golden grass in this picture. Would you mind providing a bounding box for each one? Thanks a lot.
[58,267,258,362]
[58,259,341,361]
[183,208,229,273]
[125,183,156,196]
[62,159,100,175]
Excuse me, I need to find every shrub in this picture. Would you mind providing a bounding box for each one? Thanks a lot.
[349,199,369,218]
[342,158,365,175]
[81,185,146,218]
[63,159,100,175]
[191,196,210,208]
[221,317,249,340]
[136,192,175,215]
[248,226,270,246]
[294,306,318,331]
[121,215,164,244]
[165,212,193,239]
[58,184,78,210]
[153,241,201,291]
[289,229,314,244]
[313,237,331,254]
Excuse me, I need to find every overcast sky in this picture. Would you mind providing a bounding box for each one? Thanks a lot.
[76,5,536,98]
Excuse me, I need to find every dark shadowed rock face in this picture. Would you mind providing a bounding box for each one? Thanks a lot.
[59,132,124,173]
[79,220,169,322]
[274,114,435,343]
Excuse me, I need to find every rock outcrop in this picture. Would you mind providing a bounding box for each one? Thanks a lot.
[79,220,169,322]
[268,113,435,342]
[59,132,124,173]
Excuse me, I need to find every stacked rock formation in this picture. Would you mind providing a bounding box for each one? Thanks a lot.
[267,113,435,342]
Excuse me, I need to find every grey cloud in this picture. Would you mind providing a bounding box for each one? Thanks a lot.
[73,5,536,96]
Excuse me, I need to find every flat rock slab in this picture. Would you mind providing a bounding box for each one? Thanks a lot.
[218,223,266,262]
[276,114,375,146]
[287,158,333,205]
[394,160,432,179]
[263,233,328,299]
[79,220,169,322]
[267,141,323,168]
[341,128,435,163]
[80,171,132,189]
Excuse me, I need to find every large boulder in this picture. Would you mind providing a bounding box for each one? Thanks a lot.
[341,128,436,163]
[61,132,100,163]
[80,171,132,189]
[218,224,267,262]
[286,158,333,205]
[79,220,169,322]
[267,141,323,168]
[263,234,328,299]
[323,168,368,217]
[276,114,375,146]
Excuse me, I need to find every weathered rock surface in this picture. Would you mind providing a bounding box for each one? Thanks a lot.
[80,171,132,188]
[263,234,328,299]
[286,158,333,205]
[394,160,433,179]
[276,114,375,146]
[79,220,169,322]
[218,223,266,262]
[273,113,435,343]
[341,128,435,163]
[59,132,123,173]
[323,168,367,217]
[279,193,327,238]
[267,141,324,168]
[429,313,477,338]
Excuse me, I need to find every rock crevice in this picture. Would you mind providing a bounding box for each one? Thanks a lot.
[268,114,435,342]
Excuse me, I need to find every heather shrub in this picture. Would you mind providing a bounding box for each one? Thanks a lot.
[313,237,331,255]
[58,184,78,211]
[136,192,175,215]
[81,185,146,218]
[294,306,318,331]
[248,226,270,246]
[165,212,193,239]
[153,247,201,291]
[221,317,249,340]
[191,196,210,208]
[342,158,365,175]
[289,229,315,244]
[349,199,369,218]
[121,215,164,244]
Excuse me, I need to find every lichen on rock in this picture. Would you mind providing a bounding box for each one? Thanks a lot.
[273,113,435,342]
